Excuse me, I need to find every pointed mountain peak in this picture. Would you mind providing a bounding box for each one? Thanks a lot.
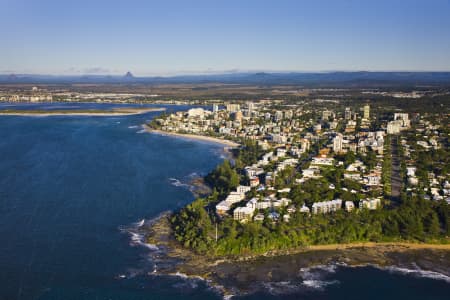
[124,71,134,78]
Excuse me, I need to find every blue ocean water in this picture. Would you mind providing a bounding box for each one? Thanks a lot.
[0,103,449,300]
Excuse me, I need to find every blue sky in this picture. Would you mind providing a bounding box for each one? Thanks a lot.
[1,0,450,75]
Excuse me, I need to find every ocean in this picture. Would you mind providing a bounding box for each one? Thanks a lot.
[0,103,448,300]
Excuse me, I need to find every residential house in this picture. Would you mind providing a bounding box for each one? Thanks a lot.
[359,198,381,210]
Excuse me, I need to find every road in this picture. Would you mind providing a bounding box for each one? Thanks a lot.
[390,135,402,203]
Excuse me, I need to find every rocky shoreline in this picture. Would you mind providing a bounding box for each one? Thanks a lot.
[144,213,450,297]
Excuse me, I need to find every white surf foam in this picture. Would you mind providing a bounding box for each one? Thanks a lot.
[187,172,201,178]
[173,271,189,279]
[302,279,339,289]
[169,178,194,190]
[119,218,160,252]
[127,232,159,250]
[134,219,145,227]
[298,264,338,280]
[168,271,205,281]
[298,264,340,290]
[379,265,450,283]
[263,281,301,295]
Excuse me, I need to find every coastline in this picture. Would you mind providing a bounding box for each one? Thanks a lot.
[139,113,450,297]
[0,107,166,117]
[144,213,450,297]
[144,125,240,147]
[147,212,450,261]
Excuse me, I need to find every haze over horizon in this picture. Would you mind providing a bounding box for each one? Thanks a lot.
[1,0,450,76]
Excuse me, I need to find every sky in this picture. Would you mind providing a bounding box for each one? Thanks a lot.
[1,0,450,75]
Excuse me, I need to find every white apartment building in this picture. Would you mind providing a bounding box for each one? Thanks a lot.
[233,206,254,222]
[312,199,342,214]
[333,133,344,153]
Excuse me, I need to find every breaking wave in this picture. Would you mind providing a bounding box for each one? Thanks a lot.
[257,264,341,295]
[134,124,147,134]
[162,272,213,294]
[298,264,340,290]
[169,178,195,191]
[168,271,205,281]
[187,172,202,178]
[263,281,302,295]
[134,219,145,227]
[299,264,338,274]
[301,279,340,289]
[129,232,159,250]
[378,265,450,283]
[118,214,169,252]
[117,212,176,281]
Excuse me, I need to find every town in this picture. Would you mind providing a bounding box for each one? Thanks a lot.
[150,100,449,227]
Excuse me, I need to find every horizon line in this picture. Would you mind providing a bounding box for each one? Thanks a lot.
[2,69,450,77]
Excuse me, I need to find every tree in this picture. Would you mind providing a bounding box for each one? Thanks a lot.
[344,151,356,166]
[205,160,240,196]
[362,151,377,170]
[425,211,441,237]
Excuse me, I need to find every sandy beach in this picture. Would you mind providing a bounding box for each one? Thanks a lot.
[145,126,240,147]
[0,107,166,117]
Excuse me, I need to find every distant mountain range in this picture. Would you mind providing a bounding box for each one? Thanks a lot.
[1,71,450,87]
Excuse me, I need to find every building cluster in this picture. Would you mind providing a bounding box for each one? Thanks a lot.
[214,130,385,223]
[361,90,425,98]
[387,113,411,134]
[153,103,310,144]
[0,88,154,104]
[0,87,53,102]
[341,157,383,187]
[312,199,342,214]
[397,116,450,204]
[332,131,384,155]
[155,100,447,223]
